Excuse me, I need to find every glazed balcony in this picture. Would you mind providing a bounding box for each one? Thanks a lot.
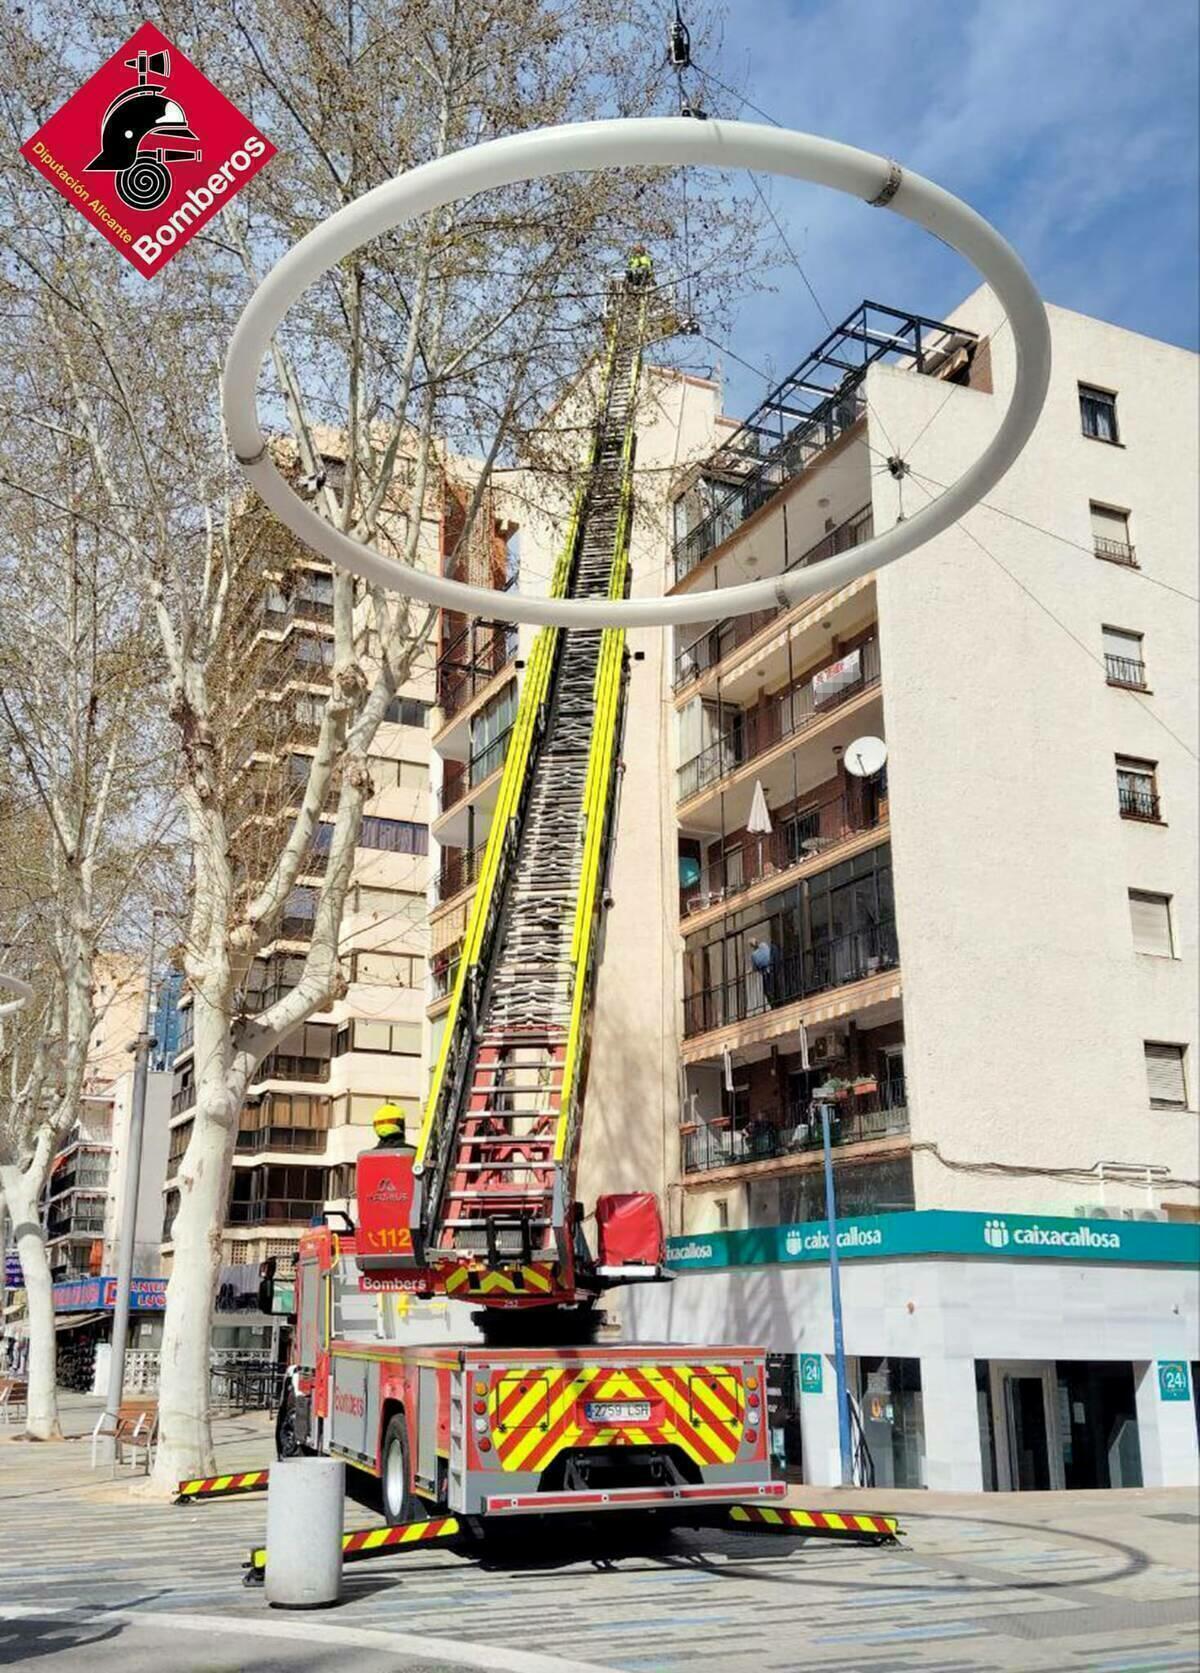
[677,636,880,804]
[683,920,899,1039]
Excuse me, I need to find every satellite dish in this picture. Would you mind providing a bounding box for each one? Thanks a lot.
[844,735,888,779]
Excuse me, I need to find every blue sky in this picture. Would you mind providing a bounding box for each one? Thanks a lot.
[685,0,1198,414]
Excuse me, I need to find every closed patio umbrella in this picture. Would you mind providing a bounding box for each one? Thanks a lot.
[747,778,772,876]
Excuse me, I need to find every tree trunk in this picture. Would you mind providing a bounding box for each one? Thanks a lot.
[0,1161,62,1440]
[149,1062,240,1491]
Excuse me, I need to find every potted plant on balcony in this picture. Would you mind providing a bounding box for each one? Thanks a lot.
[851,1075,878,1097]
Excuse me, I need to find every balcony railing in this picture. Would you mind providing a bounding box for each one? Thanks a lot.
[677,637,881,802]
[682,1095,910,1174]
[436,621,518,721]
[228,1198,325,1225]
[249,1053,331,1085]
[435,841,489,905]
[1118,785,1160,821]
[438,727,513,814]
[674,507,873,691]
[171,1084,195,1118]
[672,303,974,582]
[1105,654,1146,688]
[681,791,885,917]
[235,1127,326,1154]
[1094,536,1137,567]
[683,921,899,1038]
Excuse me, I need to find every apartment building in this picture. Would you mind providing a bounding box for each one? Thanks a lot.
[161,444,487,1276]
[616,291,1199,1493]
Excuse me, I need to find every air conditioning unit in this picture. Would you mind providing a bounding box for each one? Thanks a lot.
[1123,1207,1168,1222]
[810,1031,847,1063]
[1075,1204,1118,1219]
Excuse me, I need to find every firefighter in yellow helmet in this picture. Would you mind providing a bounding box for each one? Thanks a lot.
[626,244,653,288]
[372,1101,412,1151]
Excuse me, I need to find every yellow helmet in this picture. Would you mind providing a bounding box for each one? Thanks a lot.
[372,1101,406,1142]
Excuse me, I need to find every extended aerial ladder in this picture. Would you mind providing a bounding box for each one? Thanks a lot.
[408,281,651,1317]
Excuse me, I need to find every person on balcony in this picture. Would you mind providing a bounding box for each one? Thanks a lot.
[748,936,777,1008]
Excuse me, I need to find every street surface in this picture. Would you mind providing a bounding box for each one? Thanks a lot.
[1,1393,1198,1672]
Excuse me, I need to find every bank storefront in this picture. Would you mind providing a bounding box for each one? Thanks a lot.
[624,1211,1200,1492]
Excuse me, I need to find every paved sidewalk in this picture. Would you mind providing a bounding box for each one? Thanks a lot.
[2,1391,1198,1671]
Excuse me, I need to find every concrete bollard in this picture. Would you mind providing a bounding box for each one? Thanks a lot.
[264,1455,344,1608]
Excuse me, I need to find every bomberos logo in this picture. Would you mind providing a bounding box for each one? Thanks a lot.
[334,1388,366,1418]
[20,22,274,277]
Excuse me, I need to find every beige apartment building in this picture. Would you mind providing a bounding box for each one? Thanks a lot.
[431,292,1199,1494]
[161,446,513,1275]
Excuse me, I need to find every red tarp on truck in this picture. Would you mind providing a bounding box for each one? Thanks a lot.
[595,1193,664,1267]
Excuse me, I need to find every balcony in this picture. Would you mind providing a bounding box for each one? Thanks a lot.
[674,507,873,692]
[437,726,513,816]
[683,921,899,1039]
[1094,536,1137,567]
[682,1093,910,1176]
[249,1052,331,1085]
[1119,786,1160,821]
[672,303,976,584]
[227,1198,325,1225]
[436,620,518,723]
[1105,654,1147,689]
[681,790,885,920]
[435,841,488,906]
[678,637,880,804]
[235,1126,326,1155]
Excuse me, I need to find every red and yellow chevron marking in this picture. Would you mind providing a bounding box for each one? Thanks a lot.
[441,1262,557,1299]
[248,1516,460,1573]
[729,1505,900,1540]
[177,1469,269,1501]
[488,1362,746,1474]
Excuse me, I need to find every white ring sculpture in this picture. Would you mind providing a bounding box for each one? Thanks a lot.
[0,971,33,1020]
[224,118,1051,629]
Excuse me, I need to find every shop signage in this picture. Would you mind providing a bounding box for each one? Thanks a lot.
[667,1210,1200,1272]
[799,1354,823,1394]
[4,1254,22,1288]
[52,1276,168,1312]
[1157,1361,1192,1403]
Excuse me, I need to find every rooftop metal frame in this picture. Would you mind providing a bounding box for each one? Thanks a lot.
[673,300,978,583]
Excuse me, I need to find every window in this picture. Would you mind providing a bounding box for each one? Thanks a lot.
[358,816,428,855]
[1090,502,1135,565]
[714,1198,729,1230]
[383,696,431,727]
[337,1018,422,1056]
[351,884,424,920]
[1116,756,1160,821]
[1144,1042,1188,1110]
[1079,383,1119,443]
[1129,891,1174,957]
[349,949,422,986]
[1102,626,1146,688]
[469,682,517,785]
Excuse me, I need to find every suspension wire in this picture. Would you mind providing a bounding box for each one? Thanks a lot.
[905,463,1200,607]
[906,472,1198,764]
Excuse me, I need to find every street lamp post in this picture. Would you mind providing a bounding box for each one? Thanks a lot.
[814,1082,854,1487]
[97,915,158,1460]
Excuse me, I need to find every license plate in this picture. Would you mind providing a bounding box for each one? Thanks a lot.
[584,1399,651,1424]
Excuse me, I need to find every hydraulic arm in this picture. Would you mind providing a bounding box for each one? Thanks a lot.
[410,284,649,1309]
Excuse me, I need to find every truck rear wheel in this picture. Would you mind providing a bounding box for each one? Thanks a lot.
[381,1413,419,1525]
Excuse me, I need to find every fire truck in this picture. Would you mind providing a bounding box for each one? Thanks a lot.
[276,277,784,1530]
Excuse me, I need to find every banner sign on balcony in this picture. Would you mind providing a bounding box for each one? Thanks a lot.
[667,1210,1200,1272]
[53,1275,168,1312]
[812,647,861,706]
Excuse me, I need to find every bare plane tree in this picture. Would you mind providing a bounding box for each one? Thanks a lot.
[0,0,758,1485]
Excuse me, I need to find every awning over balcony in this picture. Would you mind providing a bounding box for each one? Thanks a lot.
[722,575,874,690]
[680,969,902,1066]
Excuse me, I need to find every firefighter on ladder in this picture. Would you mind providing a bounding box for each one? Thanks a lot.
[626,243,653,288]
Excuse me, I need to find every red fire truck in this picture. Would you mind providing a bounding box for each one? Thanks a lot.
[273,282,784,1534]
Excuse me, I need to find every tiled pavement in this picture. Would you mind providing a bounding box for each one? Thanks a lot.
[1,1394,1197,1671]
